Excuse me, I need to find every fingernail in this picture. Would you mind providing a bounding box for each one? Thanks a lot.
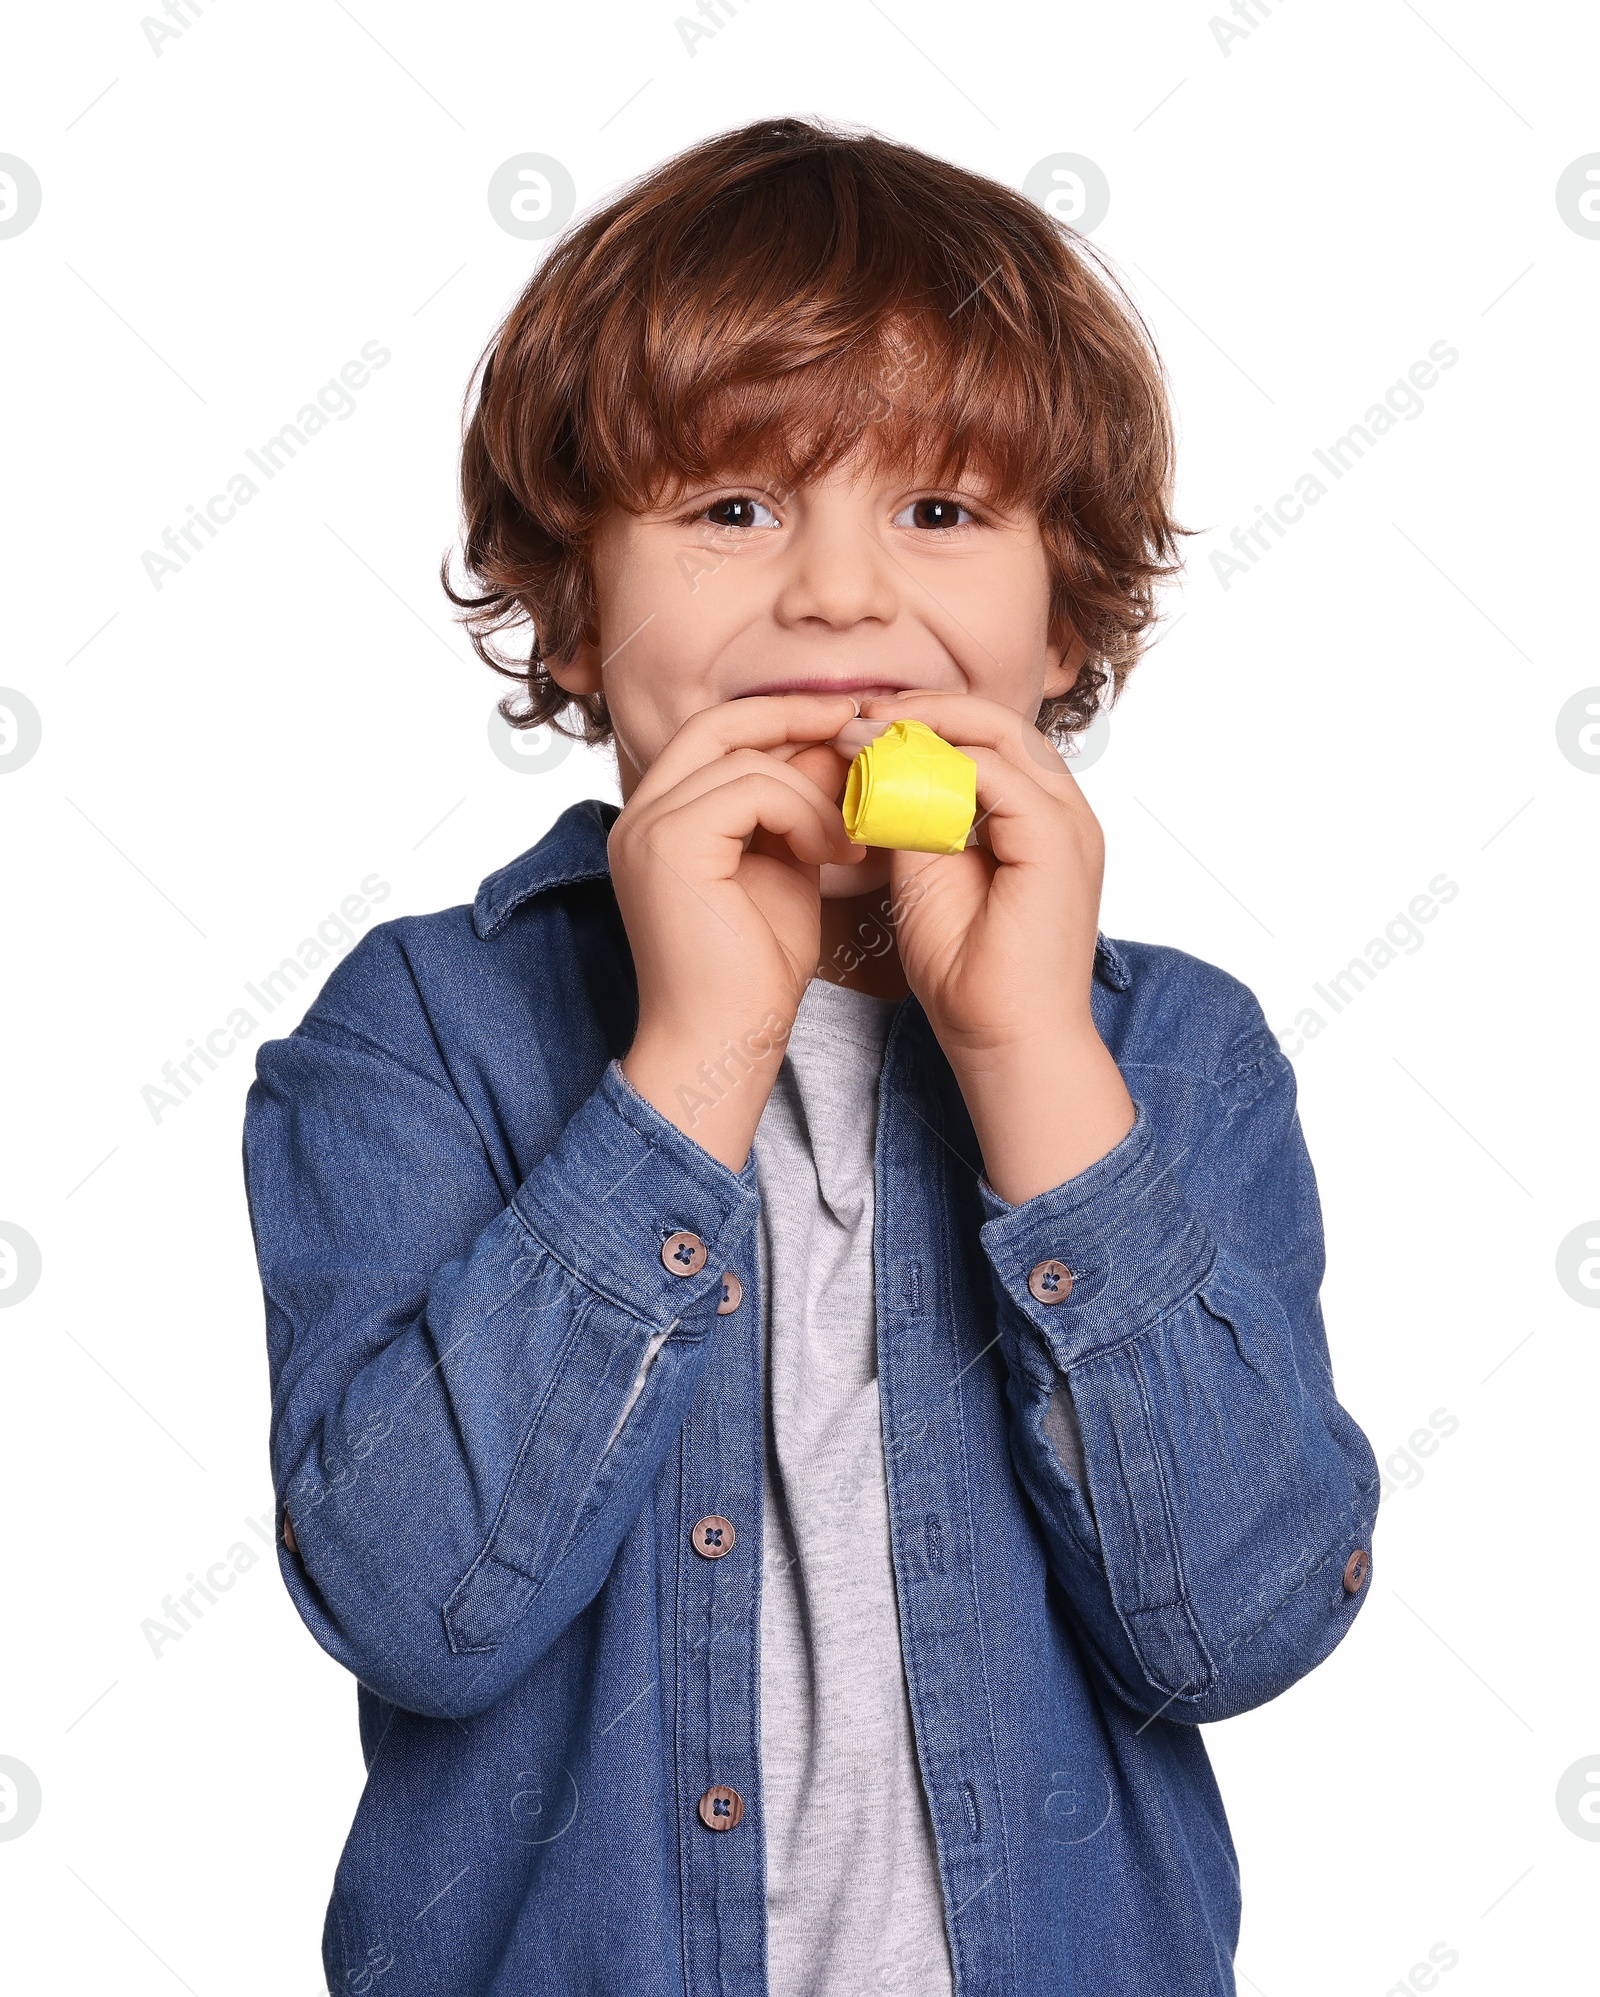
[851,696,861,716]
[832,718,894,756]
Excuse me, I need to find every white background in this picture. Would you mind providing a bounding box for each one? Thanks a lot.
[2,2,1597,1991]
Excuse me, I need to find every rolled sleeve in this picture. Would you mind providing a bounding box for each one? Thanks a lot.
[245,975,762,1720]
[975,1102,1214,1360]
[972,1008,1379,1726]
[513,1057,761,1328]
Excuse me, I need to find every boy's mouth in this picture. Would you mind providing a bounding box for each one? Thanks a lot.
[735,676,915,699]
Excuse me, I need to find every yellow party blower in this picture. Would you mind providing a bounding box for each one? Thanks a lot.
[841,717,978,855]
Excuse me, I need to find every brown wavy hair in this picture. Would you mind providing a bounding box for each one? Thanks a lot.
[443,116,1188,747]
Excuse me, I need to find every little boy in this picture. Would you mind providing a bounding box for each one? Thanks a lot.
[243,117,1378,1997]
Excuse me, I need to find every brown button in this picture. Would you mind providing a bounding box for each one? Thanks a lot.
[716,1270,743,1314]
[662,1230,708,1277]
[691,1514,736,1559]
[698,1784,744,1831]
[1027,1258,1074,1305]
[282,1510,297,1555]
[1342,1549,1371,1595]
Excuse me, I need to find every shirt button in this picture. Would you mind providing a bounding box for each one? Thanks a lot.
[662,1230,708,1277]
[698,1784,744,1831]
[691,1514,736,1559]
[1028,1258,1074,1304]
[716,1270,743,1314]
[282,1510,298,1555]
[1342,1549,1371,1594]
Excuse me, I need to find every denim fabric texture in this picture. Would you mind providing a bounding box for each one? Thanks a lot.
[241,796,1380,1997]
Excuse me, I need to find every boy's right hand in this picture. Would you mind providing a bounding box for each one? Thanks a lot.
[610,692,864,1172]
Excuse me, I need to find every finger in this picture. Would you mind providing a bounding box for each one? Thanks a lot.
[958,741,1099,874]
[857,690,1080,797]
[627,743,859,855]
[662,768,864,878]
[746,741,862,868]
[783,739,853,809]
[868,735,1082,883]
[629,693,863,813]
[617,753,862,882]
[828,716,897,760]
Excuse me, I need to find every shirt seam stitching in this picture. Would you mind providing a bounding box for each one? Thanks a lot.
[938,1181,1022,1988]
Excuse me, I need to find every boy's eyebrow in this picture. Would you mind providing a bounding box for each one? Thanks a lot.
[646,461,1016,508]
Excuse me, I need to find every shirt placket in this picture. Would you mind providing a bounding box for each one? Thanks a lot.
[674,1241,768,1994]
[873,1004,1018,1997]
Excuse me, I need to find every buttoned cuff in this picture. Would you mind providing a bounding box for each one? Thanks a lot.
[511,1057,762,1327]
[976,1101,1214,1365]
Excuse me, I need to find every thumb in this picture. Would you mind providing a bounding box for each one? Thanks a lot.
[786,740,851,808]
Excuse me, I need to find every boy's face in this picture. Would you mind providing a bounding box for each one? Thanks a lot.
[545,446,1082,898]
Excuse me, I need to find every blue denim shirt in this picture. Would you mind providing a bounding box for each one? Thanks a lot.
[242,796,1378,1997]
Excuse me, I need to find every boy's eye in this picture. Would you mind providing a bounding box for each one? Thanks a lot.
[701,495,778,530]
[894,497,975,530]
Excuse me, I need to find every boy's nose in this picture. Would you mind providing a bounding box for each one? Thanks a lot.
[771,522,900,630]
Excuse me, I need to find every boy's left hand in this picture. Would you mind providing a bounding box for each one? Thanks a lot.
[856,688,1137,1201]
[856,689,1097,1057]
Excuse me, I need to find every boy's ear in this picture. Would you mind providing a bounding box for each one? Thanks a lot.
[543,623,604,697]
[1042,624,1089,699]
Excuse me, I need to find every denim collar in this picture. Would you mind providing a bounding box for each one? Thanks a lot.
[473,797,623,938]
[473,797,1134,991]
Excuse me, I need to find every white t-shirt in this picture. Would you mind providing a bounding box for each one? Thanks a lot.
[752,975,955,1997]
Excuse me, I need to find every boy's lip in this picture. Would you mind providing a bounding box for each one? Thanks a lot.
[735,676,916,698]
